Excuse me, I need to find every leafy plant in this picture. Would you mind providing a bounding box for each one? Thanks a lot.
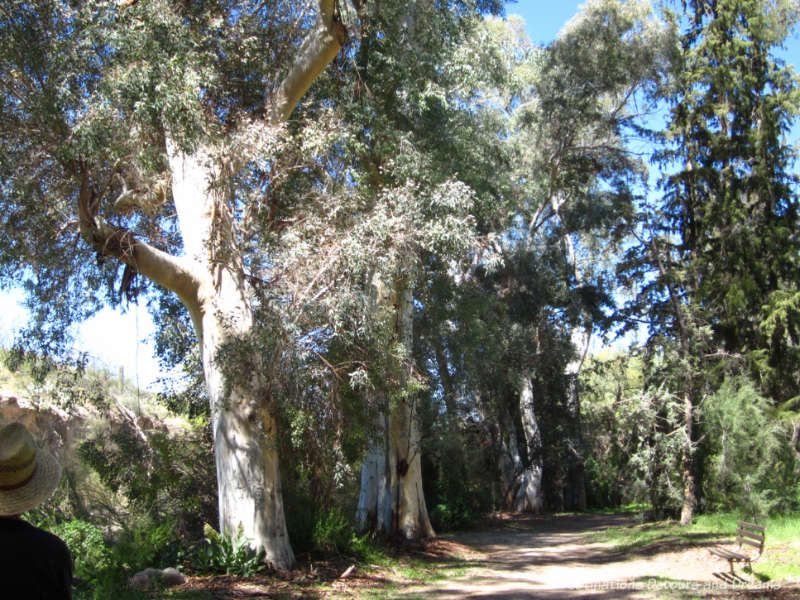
[113,518,185,574]
[51,520,111,585]
[193,524,265,576]
[312,507,354,555]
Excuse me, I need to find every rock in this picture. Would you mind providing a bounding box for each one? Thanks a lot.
[129,567,186,590]
[129,568,163,590]
[161,567,186,587]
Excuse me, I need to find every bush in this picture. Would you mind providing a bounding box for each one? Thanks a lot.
[312,507,353,554]
[192,524,265,576]
[112,518,185,574]
[703,377,799,517]
[51,520,111,585]
[49,519,154,600]
[430,502,474,532]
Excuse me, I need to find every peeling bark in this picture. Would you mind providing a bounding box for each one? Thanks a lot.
[356,276,434,539]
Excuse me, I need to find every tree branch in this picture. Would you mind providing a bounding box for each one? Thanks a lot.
[77,166,201,308]
[268,0,346,123]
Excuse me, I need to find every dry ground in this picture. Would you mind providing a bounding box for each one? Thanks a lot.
[174,513,800,599]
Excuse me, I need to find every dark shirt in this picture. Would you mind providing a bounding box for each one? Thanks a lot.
[0,517,73,600]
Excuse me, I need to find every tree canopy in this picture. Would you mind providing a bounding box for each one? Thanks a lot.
[1,0,799,577]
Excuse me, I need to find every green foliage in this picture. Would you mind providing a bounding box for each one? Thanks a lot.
[703,378,799,517]
[51,520,111,585]
[581,350,800,519]
[423,422,496,531]
[78,420,217,539]
[653,0,800,403]
[430,503,474,532]
[312,508,357,555]
[115,519,185,574]
[192,524,264,577]
[46,519,179,600]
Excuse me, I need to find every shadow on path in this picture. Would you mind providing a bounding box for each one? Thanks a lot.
[393,513,775,600]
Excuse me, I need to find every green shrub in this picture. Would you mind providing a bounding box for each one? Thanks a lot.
[430,502,474,532]
[312,507,353,554]
[112,518,185,574]
[703,378,799,517]
[192,524,265,576]
[49,520,157,600]
[51,520,111,585]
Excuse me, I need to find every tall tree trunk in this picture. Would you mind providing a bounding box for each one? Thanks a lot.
[563,328,589,512]
[680,390,696,526]
[651,238,699,526]
[355,397,392,532]
[549,194,590,511]
[507,375,544,513]
[168,145,294,568]
[356,276,434,539]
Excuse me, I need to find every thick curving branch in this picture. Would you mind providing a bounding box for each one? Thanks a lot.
[268,0,346,123]
[77,167,202,313]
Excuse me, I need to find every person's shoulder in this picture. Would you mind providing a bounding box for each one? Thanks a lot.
[16,521,70,555]
[40,526,70,554]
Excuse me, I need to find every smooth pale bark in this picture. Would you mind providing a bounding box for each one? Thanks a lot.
[75,0,346,569]
[356,277,435,539]
[507,375,544,513]
[167,143,294,567]
[355,403,392,532]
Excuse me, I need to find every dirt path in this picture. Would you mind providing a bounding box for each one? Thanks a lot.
[393,513,783,600]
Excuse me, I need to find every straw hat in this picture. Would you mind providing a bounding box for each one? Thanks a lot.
[0,423,62,516]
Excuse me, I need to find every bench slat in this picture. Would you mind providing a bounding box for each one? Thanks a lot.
[710,547,749,561]
[739,528,764,541]
[738,521,765,533]
[708,522,766,573]
[738,538,764,551]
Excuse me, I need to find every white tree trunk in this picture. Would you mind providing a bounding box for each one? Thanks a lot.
[356,278,434,539]
[355,406,392,532]
[509,374,545,513]
[169,145,294,569]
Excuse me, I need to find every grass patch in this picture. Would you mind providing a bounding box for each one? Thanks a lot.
[591,503,651,515]
[589,511,800,583]
[585,518,720,554]
[696,512,800,581]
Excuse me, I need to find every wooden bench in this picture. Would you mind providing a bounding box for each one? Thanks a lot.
[709,521,765,573]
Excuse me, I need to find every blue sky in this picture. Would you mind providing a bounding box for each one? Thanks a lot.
[509,0,587,45]
[2,1,799,390]
[510,0,800,88]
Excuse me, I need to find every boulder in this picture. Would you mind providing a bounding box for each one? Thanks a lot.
[129,567,186,590]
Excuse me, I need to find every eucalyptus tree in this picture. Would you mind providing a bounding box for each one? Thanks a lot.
[0,0,371,568]
[623,0,800,524]
[322,0,505,540]
[481,0,674,512]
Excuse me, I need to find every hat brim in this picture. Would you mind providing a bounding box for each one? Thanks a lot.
[0,448,62,516]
